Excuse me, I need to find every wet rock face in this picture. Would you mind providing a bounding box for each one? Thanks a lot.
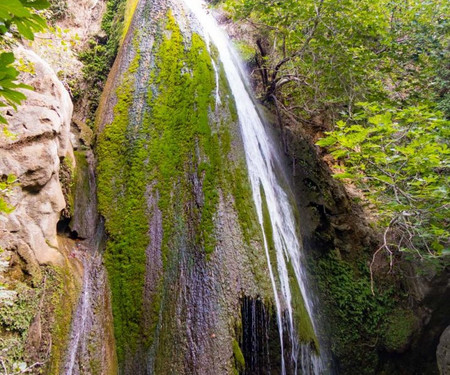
[0,47,73,267]
[95,1,276,372]
[240,296,281,374]
[398,260,450,374]
[438,326,450,375]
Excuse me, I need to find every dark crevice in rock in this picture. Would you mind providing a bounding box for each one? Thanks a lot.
[56,217,81,240]
[239,296,281,375]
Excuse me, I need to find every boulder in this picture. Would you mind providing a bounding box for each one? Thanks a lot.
[438,326,450,375]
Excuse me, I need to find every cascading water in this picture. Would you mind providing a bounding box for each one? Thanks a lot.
[61,150,116,375]
[64,252,92,375]
[180,1,325,373]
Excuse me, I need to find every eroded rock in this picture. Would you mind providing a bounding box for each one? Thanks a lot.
[438,326,450,375]
[0,46,74,266]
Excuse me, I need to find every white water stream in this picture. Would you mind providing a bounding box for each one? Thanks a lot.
[180,1,324,373]
[64,255,92,375]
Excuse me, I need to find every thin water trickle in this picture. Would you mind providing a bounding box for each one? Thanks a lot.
[180,1,325,373]
[211,59,221,108]
[64,254,91,375]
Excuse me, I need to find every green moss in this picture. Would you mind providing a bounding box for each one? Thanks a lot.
[383,309,417,352]
[260,185,278,273]
[79,0,129,121]
[97,12,232,364]
[232,338,245,372]
[46,265,81,375]
[260,185,318,350]
[97,44,146,362]
[143,12,225,258]
[313,250,399,374]
[226,165,259,244]
[286,261,318,350]
[73,151,90,197]
[218,61,238,122]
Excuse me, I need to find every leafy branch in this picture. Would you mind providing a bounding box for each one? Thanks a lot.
[317,103,449,268]
[0,0,50,124]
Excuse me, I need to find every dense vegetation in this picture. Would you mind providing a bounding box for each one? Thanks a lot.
[222,0,449,372]
[78,0,128,122]
[223,0,449,261]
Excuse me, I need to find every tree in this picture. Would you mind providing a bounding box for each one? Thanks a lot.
[224,0,449,126]
[317,103,449,266]
[223,0,449,266]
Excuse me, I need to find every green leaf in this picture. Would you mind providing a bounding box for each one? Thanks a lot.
[334,172,355,179]
[14,18,36,40]
[6,174,16,184]
[0,52,15,66]
[21,0,50,10]
[316,136,337,147]
[0,0,31,18]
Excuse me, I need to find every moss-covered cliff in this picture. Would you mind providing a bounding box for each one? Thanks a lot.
[95,1,285,372]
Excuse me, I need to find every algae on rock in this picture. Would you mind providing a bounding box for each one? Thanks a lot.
[96,2,274,372]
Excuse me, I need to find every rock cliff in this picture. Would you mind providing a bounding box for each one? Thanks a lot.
[0,46,73,268]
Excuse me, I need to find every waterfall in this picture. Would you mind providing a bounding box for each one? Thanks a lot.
[61,150,116,374]
[180,1,325,373]
[64,254,92,375]
[62,226,110,375]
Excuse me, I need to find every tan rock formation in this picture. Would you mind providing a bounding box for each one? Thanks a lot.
[0,46,74,268]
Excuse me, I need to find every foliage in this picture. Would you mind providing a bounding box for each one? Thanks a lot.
[224,0,449,122]
[314,250,400,373]
[0,0,49,40]
[435,44,450,118]
[317,104,449,259]
[0,52,32,125]
[223,0,449,265]
[0,0,49,123]
[383,308,416,352]
[0,282,38,333]
[78,0,127,122]
[0,174,16,214]
[48,0,67,21]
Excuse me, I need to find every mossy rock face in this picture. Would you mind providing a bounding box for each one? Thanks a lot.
[232,338,245,372]
[96,5,274,373]
[96,1,325,372]
[383,309,418,353]
[313,250,398,374]
[45,264,81,375]
[260,185,318,351]
[0,259,81,375]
